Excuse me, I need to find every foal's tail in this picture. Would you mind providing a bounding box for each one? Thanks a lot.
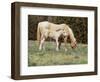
[37,23,41,44]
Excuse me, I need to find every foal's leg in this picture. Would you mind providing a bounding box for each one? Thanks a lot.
[39,35,45,50]
[64,37,68,51]
[55,38,59,51]
[42,39,45,50]
[58,41,61,49]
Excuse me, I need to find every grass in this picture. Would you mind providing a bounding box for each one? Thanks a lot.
[28,40,88,66]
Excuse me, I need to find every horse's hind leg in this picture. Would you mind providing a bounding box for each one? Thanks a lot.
[55,38,59,51]
[39,35,45,50]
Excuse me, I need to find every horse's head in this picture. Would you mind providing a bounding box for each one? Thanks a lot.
[71,39,77,49]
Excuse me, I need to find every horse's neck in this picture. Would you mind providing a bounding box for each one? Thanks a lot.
[68,28,75,43]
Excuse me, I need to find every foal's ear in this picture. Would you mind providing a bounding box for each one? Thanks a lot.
[56,29,62,31]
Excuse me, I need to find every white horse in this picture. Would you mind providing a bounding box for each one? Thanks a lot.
[37,21,77,51]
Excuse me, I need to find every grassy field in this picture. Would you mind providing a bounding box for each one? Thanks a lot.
[28,40,88,66]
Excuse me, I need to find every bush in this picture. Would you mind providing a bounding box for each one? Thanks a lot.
[28,15,88,44]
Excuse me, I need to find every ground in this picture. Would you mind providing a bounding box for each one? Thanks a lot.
[28,40,88,66]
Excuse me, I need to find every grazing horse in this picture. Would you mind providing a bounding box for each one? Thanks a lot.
[37,21,77,51]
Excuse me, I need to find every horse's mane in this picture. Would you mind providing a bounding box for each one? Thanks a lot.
[65,25,76,43]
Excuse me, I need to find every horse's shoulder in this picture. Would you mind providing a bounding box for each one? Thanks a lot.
[61,24,69,28]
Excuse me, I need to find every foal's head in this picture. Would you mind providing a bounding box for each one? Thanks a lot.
[60,29,68,37]
[56,28,68,36]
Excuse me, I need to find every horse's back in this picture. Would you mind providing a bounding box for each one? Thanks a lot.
[38,21,49,29]
[38,21,69,33]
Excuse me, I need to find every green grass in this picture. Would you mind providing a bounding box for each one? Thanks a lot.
[28,40,88,66]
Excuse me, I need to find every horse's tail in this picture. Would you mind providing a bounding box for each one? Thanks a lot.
[37,23,41,44]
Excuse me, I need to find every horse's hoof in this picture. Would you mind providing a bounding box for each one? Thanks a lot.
[65,49,67,52]
[43,47,45,50]
[39,48,42,51]
[56,48,59,51]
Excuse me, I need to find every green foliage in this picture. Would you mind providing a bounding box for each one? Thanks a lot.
[28,40,88,66]
[28,15,88,44]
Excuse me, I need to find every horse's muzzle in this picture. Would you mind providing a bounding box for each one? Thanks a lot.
[71,43,77,49]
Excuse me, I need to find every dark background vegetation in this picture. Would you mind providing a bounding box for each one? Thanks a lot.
[28,15,88,44]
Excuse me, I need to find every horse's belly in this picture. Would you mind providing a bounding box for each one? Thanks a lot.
[48,32,56,39]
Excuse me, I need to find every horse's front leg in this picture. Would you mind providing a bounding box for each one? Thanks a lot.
[58,41,61,49]
[39,35,45,50]
[64,37,68,51]
[56,38,59,51]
